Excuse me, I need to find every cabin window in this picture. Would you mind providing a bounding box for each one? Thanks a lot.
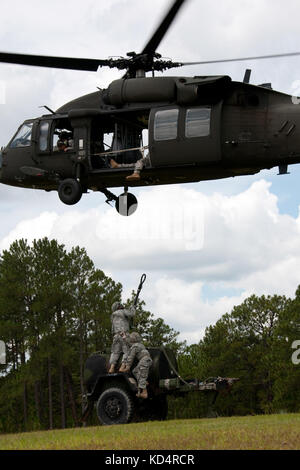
[39,122,49,151]
[154,109,179,141]
[185,108,211,138]
[10,122,33,148]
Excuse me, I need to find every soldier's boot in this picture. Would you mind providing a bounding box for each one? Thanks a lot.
[110,159,119,169]
[139,388,148,399]
[126,171,140,182]
[108,364,115,374]
[119,363,127,372]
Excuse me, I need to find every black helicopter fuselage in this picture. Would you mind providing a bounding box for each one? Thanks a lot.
[1,75,299,202]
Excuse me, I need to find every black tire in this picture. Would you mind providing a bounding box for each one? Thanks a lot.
[96,387,134,425]
[58,179,82,205]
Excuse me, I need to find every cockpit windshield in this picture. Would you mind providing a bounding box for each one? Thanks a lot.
[10,122,33,148]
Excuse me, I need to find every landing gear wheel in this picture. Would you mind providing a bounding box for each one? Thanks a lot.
[58,179,82,205]
[96,387,134,425]
[115,192,138,216]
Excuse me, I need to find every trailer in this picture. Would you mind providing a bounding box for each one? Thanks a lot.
[82,346,238,425]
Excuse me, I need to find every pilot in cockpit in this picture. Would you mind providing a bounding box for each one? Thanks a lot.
[57,131,73,152]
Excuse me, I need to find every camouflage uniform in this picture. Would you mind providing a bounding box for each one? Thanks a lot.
[111,154,150,175]
[109,302,135,367]
[125,332,152,390]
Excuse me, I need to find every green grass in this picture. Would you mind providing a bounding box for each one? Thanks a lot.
[0,413,299,450]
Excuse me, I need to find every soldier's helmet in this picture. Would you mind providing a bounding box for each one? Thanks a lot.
[112,301,123,312]
[129,332,142,344]
[59,131,71,140]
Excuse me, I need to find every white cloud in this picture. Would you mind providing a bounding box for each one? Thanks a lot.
[0,181,299,343]
[143,276,249,343]
[1,0,300,345]
[0,211,58,251]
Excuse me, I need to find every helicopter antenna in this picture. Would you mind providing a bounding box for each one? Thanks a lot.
[243,69,251,84]
[39,105,55,114]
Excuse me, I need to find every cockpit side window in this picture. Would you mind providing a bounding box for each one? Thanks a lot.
[39,121,50,151]
[10,122,33,148]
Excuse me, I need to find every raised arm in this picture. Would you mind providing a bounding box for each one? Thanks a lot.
[124,305,136,319]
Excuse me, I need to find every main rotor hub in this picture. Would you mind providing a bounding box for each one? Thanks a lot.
[122,51,181,77]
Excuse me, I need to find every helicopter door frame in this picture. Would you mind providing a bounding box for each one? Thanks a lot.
[34,116,75,177]
[148,103,222,167]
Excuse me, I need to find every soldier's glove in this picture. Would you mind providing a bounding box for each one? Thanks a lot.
[123,366,130,373]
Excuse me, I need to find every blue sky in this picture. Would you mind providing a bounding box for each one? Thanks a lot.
[1,0,300,343]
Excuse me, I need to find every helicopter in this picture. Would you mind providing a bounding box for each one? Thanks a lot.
[1,0,300,216]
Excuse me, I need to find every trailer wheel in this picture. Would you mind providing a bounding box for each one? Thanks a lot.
[58,179,82,205]
[138,395,168,422]
[97,387,134,425]
[152,395,168,421]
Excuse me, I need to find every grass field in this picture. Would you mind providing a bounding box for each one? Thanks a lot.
[0,413,299,450]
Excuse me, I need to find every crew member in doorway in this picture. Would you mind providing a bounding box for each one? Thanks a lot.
[110,150,150,182]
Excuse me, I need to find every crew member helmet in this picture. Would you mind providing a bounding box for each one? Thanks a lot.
[112,301,123,312]
[129,332,142,344]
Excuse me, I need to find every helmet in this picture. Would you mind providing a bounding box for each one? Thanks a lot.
[129,332,142,344]
[59,131,70,140]
[57,139,66,148]
[112,301,123,312]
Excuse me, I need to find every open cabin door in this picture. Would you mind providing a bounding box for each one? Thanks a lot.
[148,104,222,167]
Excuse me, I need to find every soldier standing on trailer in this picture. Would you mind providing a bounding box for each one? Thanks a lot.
[123,332,152,399]
[108,302,136,374]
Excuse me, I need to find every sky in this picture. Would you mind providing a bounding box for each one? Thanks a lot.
[0,0,300,344]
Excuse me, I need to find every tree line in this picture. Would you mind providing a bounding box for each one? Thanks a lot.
[0,238,299,433]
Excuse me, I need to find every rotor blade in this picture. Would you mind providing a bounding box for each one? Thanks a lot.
[141,0,187,56]
[0,51,112,71]
[179,51,300,67]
